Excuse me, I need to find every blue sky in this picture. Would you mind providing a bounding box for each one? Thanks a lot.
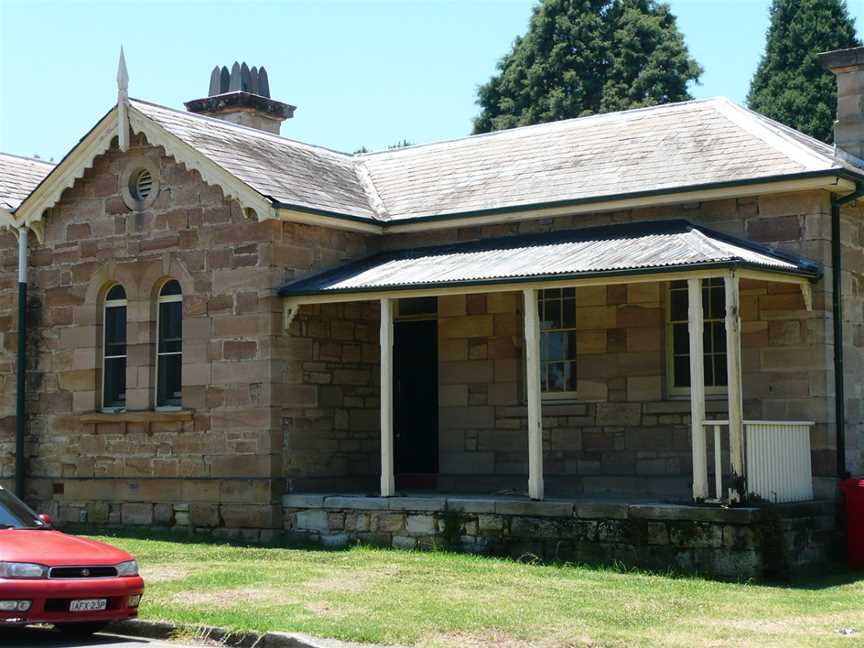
[0,0,861,161]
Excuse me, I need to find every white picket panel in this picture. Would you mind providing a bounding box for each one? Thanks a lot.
[745,421,814,503]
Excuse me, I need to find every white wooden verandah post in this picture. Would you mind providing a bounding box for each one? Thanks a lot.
[523,288,544,500]
[688,278,709,500]
[724,272,745,502]
[379,298,396,497]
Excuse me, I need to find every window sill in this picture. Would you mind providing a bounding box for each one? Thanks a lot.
[78,410,194,424]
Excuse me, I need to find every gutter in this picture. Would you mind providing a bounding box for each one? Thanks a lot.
[15,226,28,497]
[831,183,864,478]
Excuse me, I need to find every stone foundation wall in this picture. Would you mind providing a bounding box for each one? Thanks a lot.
[283,495,836,579]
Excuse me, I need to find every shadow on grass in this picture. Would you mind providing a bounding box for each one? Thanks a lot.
[70,524,864,591]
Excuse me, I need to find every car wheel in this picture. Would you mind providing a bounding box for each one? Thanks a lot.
[54,621,110,638]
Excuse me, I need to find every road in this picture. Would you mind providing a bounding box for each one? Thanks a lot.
[0,627,205,648]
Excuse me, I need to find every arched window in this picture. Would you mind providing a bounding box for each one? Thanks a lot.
[156,280,183,409]
[102,284,127,411]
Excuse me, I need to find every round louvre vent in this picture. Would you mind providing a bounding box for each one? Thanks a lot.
[121,161,160,210]
[132,169,153,200]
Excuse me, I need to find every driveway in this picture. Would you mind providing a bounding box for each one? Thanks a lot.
[0,627,204,648]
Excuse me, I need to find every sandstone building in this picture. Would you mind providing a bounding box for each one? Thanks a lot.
[1,50,864,575]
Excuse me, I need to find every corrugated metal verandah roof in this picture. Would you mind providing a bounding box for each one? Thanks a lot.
[278,220,821,297]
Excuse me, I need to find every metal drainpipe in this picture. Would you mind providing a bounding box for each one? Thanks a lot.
[15,227,27,498]
[832,184,864,479]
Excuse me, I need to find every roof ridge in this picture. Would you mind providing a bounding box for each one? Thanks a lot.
[356,97,720,158]
[129,97,357,161]
[0,151,56,167]
[352,158,390,221]
[711,98,836,170]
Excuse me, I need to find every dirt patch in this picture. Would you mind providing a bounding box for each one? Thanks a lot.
[422,631,599,648]
[171,585,282,609]
[304,569,385,594]
[140,565,195,583]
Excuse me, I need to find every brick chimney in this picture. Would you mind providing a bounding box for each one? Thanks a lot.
[820,46,864,160]
[184,62,296,135]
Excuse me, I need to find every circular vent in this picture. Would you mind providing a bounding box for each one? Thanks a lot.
[132,169,153,200]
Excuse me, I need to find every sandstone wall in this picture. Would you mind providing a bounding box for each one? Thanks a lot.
[279,300,381,493]
[0,227,18,489]
[0,134,375,533]
[382,191,836,497]
[840,200,864,477]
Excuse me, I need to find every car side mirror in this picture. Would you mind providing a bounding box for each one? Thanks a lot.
[38,513,53,527]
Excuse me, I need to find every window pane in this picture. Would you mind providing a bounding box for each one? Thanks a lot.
[160,280,182,297]
[714,354,728,386]
[398,297,437,317]
[670,288,688,321]
[712,321,726,353]
[105,305,127,355]
[709,284,725,319]
[159,302,182,353]
[106,285,126,301]
[103,356,126,408]
[564,361,577,391]
[704,355,713,386]
[547,363,565,391]
[543,331,570,362]
[673,323,689,355]
[674,356,690,388]
[562,299,576,329]
[540,365,548,392]
[157,354,182,408]
[543,299,561,330]
[563,287,575,299]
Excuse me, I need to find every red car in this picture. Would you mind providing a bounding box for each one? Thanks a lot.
[0,485,144,637]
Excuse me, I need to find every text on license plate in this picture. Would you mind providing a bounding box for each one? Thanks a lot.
[69,599,107,612]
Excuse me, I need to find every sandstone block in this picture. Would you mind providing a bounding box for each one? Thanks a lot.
[121,503,153,526]
[154,503,174,525]
[372,512,405,532]
[439,315,494,339]
[295,510,329,532]
[189,503,220,527]
[87,502,110,525]
[406,515,437,535]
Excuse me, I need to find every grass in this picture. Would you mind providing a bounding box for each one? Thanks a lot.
[88,532,863,648]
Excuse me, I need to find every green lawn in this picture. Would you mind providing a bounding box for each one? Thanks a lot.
[91,533,863,648]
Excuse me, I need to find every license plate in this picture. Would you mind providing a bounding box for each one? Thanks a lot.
[69,599,107,612]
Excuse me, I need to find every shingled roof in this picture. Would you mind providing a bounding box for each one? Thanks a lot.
[0,153,55,211]
[131,96,859,224]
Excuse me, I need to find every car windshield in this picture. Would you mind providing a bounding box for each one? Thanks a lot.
[0,486,45,529]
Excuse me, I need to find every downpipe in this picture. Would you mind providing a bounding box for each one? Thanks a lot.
[832,184,864,479]
[15,227,27,497]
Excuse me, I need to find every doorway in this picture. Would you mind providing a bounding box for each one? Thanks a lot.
[393,307,438,490]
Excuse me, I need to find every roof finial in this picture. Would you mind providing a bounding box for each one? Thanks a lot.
[117,46,130,151]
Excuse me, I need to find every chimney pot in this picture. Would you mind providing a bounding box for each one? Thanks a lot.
[820,46,864,160]
[184,62,295,135]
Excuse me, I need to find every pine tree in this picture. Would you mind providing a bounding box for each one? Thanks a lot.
[473,0,701,133]
[747,0,860,143]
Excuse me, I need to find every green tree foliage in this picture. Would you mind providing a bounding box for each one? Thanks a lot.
[473,0,701,133]
[747,0,860,143]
